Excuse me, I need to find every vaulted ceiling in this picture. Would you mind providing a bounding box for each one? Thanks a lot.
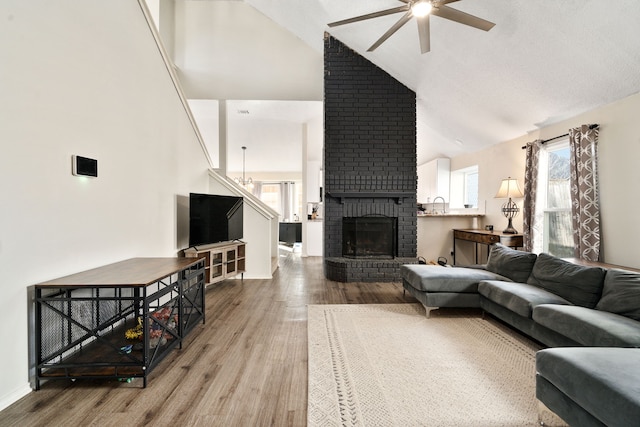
[174,0,640,166]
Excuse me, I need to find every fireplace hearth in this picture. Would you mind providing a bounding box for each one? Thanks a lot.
[342,217,397,259]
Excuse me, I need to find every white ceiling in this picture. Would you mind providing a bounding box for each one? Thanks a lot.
[178,0,640,167]
[226,100,323,176]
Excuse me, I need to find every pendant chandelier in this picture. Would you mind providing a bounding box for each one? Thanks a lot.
[235,146,254,190]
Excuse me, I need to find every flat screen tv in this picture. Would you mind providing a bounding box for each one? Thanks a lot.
[189,193,243,247]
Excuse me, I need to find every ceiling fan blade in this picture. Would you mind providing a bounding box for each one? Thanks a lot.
[400,0,462,4]
[328,5,409,28]
[417,15,431,53]
[432,4,495,31]
[367,10,413,52]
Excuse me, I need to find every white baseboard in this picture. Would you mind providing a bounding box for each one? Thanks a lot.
[0,384,32,412]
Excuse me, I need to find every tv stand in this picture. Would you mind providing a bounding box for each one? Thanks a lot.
[184,241,246,285]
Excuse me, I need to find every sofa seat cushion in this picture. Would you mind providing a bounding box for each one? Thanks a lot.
[533,304,640,347]
[536,347,640,427]
[485,243,537,283]
[478,280,572,318]
[595,268,640,321]
[527,253,606,308]
[401,265,509,293]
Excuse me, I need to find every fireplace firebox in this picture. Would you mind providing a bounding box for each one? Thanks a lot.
[342,216,398,259]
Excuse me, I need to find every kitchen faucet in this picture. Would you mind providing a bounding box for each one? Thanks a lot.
[432,196,446,214]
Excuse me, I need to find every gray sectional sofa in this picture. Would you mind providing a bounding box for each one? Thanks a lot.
[400,244,640,427]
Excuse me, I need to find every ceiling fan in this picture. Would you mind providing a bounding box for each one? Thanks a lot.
[327,0,495,54]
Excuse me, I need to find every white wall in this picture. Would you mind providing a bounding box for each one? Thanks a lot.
[0,0,212,409]
[227,119,303,176]
[451,137,528,239]
[449,92,640,268]
[173,1,323,100]
[303,115,324,257]
[207,172,277,279]
[188,99,220,168]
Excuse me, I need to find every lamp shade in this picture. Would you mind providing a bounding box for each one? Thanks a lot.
[495,177,524,199]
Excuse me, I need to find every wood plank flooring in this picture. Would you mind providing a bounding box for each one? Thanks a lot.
[1,249,414,427]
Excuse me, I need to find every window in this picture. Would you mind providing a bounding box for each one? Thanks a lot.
[260,183,281,214]
[450,165,479,208]
[540,141,573,257]
[464,169,479,208]
[257,181,303,221]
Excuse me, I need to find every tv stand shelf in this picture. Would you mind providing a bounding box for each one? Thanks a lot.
[30,258,205,389]
[184,241,246,285]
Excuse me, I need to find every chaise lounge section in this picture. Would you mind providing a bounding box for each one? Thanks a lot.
[401,264,508,317]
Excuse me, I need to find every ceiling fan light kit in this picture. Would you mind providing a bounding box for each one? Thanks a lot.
[411,1,432,17]
[328,0,495,54]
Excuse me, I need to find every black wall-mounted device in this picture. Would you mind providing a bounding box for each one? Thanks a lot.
[72,155,98,177]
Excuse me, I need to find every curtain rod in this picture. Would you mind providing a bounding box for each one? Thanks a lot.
[521,124,599,149]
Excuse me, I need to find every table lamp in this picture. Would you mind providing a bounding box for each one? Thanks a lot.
[495,177,524,234]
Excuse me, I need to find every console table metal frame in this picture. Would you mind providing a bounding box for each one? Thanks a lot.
[31,257,205,389]
[452,229,524,265]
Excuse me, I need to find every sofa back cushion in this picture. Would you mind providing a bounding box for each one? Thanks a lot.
[526,253,605,308]
[485,243,537,283]
[595,269,640,321]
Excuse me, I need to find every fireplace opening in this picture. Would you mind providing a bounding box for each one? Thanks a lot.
[342,216,398,259]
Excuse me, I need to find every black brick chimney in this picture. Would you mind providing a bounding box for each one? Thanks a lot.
[323,35,418,282]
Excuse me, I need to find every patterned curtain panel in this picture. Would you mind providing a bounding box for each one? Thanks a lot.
[522,140,543,252]
[569,124,601,261]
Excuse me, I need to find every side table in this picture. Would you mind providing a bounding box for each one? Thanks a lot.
[452,229,523,265]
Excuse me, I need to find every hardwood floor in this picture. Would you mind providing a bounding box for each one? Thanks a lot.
[1,249,414,427]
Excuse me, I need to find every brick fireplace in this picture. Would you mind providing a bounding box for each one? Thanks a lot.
[323,35,418,282]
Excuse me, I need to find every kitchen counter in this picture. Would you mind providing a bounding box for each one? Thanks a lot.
[279,222,302,244]
[417,212,485,265]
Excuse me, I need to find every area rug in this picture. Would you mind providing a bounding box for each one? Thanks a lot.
[307,303,563,427]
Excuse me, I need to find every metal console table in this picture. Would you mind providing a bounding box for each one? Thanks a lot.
[31,257,205,389]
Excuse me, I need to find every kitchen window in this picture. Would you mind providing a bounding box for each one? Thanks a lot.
[450,165,479,208]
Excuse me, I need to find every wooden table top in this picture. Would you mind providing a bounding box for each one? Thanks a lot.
[35,257,201,288]
[453,228,523,237]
